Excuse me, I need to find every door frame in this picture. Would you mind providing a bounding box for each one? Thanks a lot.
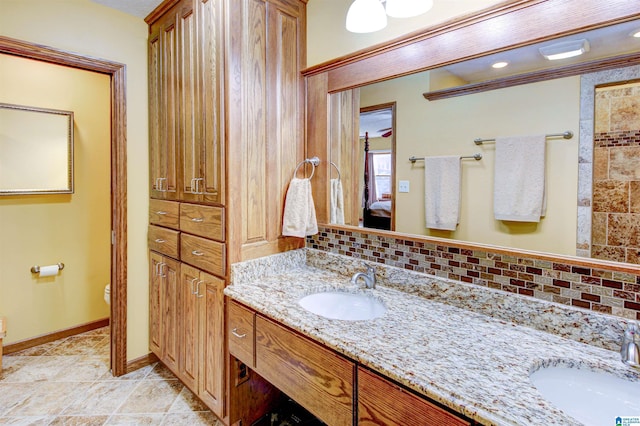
[0,36,128,376]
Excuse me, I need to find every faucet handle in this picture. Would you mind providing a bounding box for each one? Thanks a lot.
[621,322,640,369]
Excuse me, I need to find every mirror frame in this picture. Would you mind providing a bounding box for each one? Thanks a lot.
[303,0,640,273]
[0,102,74,195]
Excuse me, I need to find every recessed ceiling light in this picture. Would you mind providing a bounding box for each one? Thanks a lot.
[632,29,640,38]
[539,39,590,61]
[385,0,434,18]
[492,61,509,69]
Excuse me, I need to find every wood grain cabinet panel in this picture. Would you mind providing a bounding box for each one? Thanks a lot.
[180,0,225,205]
[149,2,180,200]
[148,225,180,258]
[148,252,180,374]
[358,367,470,426]
[180,233,225,277]
[255,316,354,426]
[179,263,226,418]
[149,199,180,228]
[180,203,224,241]
[227,301,255,368]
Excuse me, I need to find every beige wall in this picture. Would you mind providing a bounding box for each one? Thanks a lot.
[0,0,150,360]
[0,54,110,343]
[306,0,504,66]
[361,73,580,255]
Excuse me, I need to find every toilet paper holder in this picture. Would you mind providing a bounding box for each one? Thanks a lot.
[30,263,65,274]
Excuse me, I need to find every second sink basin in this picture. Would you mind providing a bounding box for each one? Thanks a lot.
[530,365,640,426]
[299,291,386,321]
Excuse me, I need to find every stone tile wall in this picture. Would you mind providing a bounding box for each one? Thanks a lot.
[577,65,640,258]
[592,82,640,264]
[308,225,640,320]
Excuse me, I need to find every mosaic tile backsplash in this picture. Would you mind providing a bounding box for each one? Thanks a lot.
[307,225,640,320]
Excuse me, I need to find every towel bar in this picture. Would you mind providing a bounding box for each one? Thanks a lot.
[409,154,482,163]
[474,131,573,145]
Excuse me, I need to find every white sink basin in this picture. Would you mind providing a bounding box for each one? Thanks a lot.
[530,365,640,426]
[299,291,386,321]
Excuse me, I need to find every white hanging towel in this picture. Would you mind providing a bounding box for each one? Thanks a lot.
[330,178,345,225]
[493,134,547,222]
[282,178,318,237]
[424,155,461,231]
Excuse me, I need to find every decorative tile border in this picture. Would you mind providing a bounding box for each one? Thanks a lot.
[308,225,640,320]
[594,130,640,148]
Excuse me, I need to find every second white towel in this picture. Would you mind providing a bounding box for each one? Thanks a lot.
[424,156,461,231]
[494,134,547,222]
[330,178,345,225]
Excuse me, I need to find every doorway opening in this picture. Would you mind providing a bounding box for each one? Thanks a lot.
[0,36,128,376]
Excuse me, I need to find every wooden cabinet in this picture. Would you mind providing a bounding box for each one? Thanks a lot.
[227,301,255,368]
[358,367,471,426]
[179,203,224,240]
[227,303,474,426]
[149,199,180,228]
[180,0,225,205]
[255,316,354,426]
[226,0,307,262]
[148,225,180,258]
[148,0,307,422]
[148,1,181,200]
[149,0,224,205]
[179,264,225,415]
[149,252,180,373]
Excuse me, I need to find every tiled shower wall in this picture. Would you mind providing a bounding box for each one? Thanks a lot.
[591,82,640,264]
[308,225,640,321]
[576,65,640,259]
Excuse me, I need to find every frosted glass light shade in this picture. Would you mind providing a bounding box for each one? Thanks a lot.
[346,0,387,33]
[385,0,434,18]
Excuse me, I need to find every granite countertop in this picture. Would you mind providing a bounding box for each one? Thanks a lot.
[224,249,640,426]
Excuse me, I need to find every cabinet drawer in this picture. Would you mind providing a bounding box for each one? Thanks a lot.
[149,199,180,229]
[256,316,354,426]
[181,234,225,277]
[180,203,224,241]
[148,225,179,258]
[358,367,470,426]
[228,301,255,368]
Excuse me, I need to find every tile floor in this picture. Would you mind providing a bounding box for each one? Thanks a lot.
[0,327,221,425]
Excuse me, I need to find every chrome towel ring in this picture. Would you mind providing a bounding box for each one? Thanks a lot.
[293,156,320,179]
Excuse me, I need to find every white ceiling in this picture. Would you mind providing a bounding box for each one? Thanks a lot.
[90,0,163,18]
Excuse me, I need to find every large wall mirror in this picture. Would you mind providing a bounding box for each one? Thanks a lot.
[0,103,74,194]
[305,1,640,268]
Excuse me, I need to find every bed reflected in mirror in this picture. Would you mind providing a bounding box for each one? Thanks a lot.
[360,104,395,230]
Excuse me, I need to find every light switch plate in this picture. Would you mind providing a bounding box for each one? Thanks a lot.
[398,180,410,193]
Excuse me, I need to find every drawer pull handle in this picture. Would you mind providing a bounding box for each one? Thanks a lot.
[231,328,246,339]
[155,239,166,243]
[192,250,204,256]
[156,211,167,215]
[191,218,204,223]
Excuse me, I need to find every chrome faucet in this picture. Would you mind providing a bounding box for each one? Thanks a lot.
[621,322,640,369]
[351,264,376,289]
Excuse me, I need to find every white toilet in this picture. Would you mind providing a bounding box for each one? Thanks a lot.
[104,284,110,305]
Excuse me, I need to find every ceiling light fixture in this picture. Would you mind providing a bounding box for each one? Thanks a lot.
[385,0,434,18]
[492,61,509,69]
[539,39,590,61]
[631,29,640,38]
[346,0,387,33]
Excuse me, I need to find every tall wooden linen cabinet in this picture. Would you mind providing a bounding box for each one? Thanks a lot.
[146,0,307,423]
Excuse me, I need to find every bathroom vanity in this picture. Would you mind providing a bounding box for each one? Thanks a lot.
[224,249,640,426]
